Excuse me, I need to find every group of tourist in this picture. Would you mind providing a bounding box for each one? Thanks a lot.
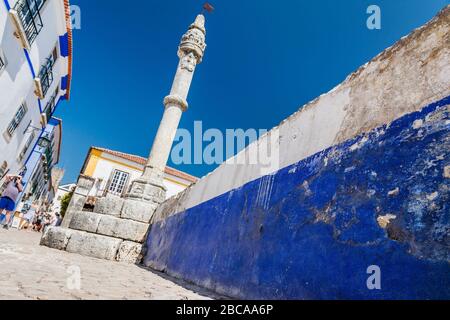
[0,173,62,232]
[16,204,62,232]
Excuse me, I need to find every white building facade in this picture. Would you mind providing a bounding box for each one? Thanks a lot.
[80,147,199,201]
[0,0,72,185]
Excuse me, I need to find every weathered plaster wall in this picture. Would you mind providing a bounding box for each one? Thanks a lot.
[142,6,450,299]
[145,97,450,299]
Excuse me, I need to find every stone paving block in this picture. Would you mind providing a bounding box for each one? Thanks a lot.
[4,231,212,299]
[95,195,124,218]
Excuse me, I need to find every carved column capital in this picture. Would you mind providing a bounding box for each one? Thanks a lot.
[178,14,207,64]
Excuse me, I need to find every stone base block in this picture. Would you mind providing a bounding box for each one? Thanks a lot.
[97,214,149,242]
[40,227,122,261]
[116,241,143,264]
[121,199,159,223]
[95,195,124,218]
[65,230,122,261]
[40,227,145,263]
[40,226,73,251]
[69,211,101,233]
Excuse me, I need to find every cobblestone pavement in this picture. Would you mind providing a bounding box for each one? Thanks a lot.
[0,229,214,300]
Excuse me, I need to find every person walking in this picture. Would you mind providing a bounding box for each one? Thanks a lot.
[0,174,24,230]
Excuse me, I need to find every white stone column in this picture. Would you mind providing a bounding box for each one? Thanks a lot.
[127,14,207,204]
[41,15,209,263]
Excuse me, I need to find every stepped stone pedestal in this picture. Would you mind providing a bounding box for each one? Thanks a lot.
[40,175,156,263]
[41,227,143,263]
[40,198,155,263]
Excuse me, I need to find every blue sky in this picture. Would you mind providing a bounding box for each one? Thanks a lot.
[56,0,448,183]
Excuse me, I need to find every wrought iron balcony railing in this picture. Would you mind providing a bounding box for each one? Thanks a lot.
[36,136,54,167]
[13,0,46,46]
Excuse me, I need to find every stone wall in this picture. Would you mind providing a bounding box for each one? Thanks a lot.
[43,176,149,264]
[61,175,95,228]
[142,6,450,299]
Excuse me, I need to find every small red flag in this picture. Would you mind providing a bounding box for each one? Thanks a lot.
[203,2,214,13]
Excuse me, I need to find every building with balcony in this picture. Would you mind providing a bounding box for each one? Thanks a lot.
[0,0,72,192]
[20,117,62,205]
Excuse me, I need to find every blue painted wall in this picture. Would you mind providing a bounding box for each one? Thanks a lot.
[143,97,450,300]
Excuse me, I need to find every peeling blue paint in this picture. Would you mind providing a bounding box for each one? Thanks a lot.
[143,96,450,300]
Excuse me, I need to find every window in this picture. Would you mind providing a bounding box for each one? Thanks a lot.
[44,86,59,120]
[0,161,8,180]
[38,55,54,97]
[6,103,28,138]
[52,46,58,63]
[14,0,47,45]
[38,133,54,167]
[108,170,129,195]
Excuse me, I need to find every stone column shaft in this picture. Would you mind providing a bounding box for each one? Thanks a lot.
[170,59,196,99]
[145,105,183,174]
